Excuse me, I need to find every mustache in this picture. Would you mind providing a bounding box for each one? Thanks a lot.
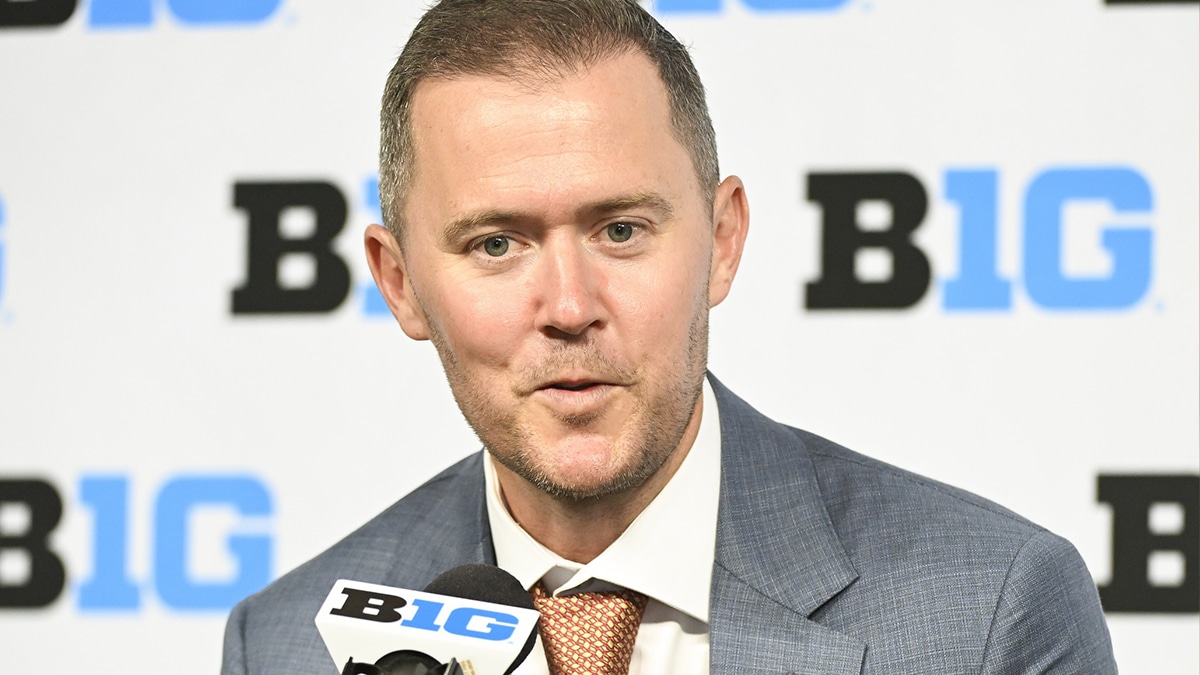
[515,345,636,394]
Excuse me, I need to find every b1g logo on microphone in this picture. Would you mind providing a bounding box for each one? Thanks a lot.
[0,0,283,29]
[805,166,1155,312]
[330,586,522,642]
[318,580,542,674]
[0,474,273,612]
[655,0,852,12]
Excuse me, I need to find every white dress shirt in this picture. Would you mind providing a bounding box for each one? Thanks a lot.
[484,380,722,674]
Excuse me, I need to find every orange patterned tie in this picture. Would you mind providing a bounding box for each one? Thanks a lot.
[531,582,649,675]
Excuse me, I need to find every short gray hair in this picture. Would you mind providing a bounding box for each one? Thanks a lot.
[379,0,719,244]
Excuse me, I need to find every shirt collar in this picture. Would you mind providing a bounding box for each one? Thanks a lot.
[484,379,721,623]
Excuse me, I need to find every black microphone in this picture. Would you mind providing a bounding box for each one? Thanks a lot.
[316,565,541,675]
[340,650,462,675]
[421,564,539,675]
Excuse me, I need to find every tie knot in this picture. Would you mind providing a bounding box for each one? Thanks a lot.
[532,582,649,675]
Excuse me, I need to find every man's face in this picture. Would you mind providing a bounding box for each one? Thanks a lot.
[371,52,744,500]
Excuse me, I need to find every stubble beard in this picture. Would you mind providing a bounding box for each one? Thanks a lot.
[425,299,710,504]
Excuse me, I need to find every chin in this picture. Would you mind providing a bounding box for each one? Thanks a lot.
[529,471,641,502]
[519,439,662,501]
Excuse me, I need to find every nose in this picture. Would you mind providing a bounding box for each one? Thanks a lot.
[533,237,605,337]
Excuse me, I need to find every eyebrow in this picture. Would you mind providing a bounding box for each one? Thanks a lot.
[582,192,675,222]
[438,191,675,249]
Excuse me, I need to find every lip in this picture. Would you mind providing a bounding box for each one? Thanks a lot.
[544,379,605,391]
[530,380,621,414]
[527,371,625,393]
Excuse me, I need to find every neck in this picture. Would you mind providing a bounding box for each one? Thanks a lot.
[493,395,704,564]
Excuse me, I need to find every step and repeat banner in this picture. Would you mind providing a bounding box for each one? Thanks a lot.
[1,0,1196,672]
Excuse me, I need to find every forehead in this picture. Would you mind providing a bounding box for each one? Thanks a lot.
[402,52,700,228]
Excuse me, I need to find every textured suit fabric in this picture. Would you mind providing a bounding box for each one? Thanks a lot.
[221,375,1116,674]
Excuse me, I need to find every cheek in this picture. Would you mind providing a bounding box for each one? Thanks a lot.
[430,280,528,360]
[615,261,706,340]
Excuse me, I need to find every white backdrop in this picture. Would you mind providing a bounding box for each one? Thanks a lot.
[0,0,1196,672]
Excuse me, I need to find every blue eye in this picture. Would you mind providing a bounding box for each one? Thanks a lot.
[482,236,509,257]
[606,222,635,243]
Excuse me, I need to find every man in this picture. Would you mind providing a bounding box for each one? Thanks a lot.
[222,1,1117,673]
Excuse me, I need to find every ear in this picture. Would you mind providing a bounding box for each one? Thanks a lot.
[364,224,432,341]
[707,176,750,308]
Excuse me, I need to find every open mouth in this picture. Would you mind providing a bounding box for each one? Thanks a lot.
[548,382,598,392]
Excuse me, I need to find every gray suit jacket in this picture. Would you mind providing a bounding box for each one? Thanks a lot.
[222,375,1116,673]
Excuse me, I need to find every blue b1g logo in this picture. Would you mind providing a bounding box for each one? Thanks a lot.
[0,0,283,29]
[89,0,282,27]
[656,0,851,12]
[0,475,273,612]
[804,166,1155,311]
[945,167,1152,310]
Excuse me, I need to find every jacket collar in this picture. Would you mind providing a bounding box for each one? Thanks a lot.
[708,374,865,673]
[379,451,497,590]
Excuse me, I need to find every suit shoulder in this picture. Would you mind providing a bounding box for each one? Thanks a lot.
[221,452,486,675]
[787,427,1113,668]
[259,451,483,598]
[707,378,1114,670]
[791,425,1043,540]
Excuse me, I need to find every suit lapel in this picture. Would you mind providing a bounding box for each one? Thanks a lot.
[710,566,865,673]
[708,375,865,673]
